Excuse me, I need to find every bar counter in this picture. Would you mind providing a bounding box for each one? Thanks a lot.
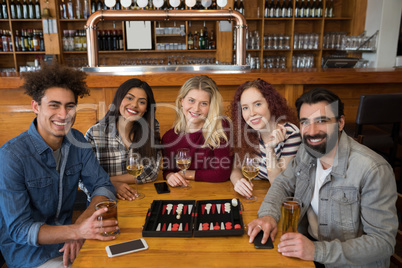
[1,68,401,145]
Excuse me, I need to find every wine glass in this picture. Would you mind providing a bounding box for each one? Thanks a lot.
[175,148,192,190]
[241,157,259,203]
[126,150,145,200]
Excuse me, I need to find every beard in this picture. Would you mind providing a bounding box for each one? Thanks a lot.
[303,125,339,159]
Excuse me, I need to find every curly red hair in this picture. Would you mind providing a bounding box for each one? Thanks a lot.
[229,78,298,159]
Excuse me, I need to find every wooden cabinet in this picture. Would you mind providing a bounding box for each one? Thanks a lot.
[0,0,366,72]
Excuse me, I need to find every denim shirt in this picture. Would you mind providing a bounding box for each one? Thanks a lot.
[258,132,398,268]
[0,119,116,268]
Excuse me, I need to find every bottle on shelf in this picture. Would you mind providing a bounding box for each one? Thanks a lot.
[33,29,40,51]
[209,30,216,49]
[67,0,74,19]
[204,27,209,50]
[115,0,121,10]
[96,0,102,11]
[269,0,274,18]
[28,0,34,19]
[75,0,82,19]
[274,0,280,18]
[1,0,8,19]
[0,2,2,19]
[62,30,69,51]
[264,0,268,18]
[14,30,21,51]
[193,30,199,50]
[39,29,44,51]
[317,0,322,17]
[286,0,292,18]
[10,0,16,19]
[16,0,22,19]
[199,28,204,49]
[27,29,33,51]
[209,0,216,10]
[299,0,305,18]
[60,0,67,19]
[74,30,82,51]
[305,0,311,17]
[187,31,194,50]
[239,0,244,15]
[112,30,117,50]
[35,0,40,18]
[106,30,112,50]
[294,0,299,17]
[22,0,28,19]
[81,30,87,51]
[91,0,96,13]
[2,30,10,52]
[327,0,333,17]
[97,30,102,50]
[281,0,286,18]
[83,0,89,18]
[118,30,123,50]
[311,0,316,18]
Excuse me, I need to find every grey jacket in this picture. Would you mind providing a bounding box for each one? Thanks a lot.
[258,131,398,267]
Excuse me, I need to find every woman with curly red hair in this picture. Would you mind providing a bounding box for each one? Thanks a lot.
[230,79,301,198]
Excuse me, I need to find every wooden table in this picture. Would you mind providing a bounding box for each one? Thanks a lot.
[72,180,314,267]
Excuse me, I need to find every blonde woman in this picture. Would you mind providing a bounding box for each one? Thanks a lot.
[162,75,232,187]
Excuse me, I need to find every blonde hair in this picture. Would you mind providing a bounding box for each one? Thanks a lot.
[173,75,228,149]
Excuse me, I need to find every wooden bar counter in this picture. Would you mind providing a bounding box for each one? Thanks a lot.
[72,179,314,268]
[1,68,401,146]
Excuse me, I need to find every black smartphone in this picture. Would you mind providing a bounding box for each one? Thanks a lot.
[254,231,274,249]
[154,182,170,194]
[105,238,148,257]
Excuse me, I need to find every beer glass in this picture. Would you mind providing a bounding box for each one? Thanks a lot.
[95,199,120,237]
[281,197,301,234]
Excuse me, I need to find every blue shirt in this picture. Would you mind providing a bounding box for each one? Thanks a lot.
[0,119,116,268]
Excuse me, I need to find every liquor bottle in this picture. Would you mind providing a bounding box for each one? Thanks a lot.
[16,0,22,18]
[239,0,244,15]
[60,0,67,19]
[1,0,8,19]
[269,0,274,18]
[102,30,108,50]
[20,29,25,51]
[39,30,44,51]
[27,29,33,51]
[304,0,310,17]
[324,0,328,17]
[311,0,316,18]
[0,2,2,19]
[264,0,268,18]
[187,31,193,50]
[67,0,74,19]
[91,0,96,13]
[107,30,112,50]
[112,30,117,50]
[97,30,102,50]
[74,30,81,50]
[14,30,21,51]
[102,0,107,10]
[118,30,123,50]
[299,0,304,18]
[83,0,89,18]
[81,30,87,51]
[1,30,8,52]
[9,31,13,51]
[281,0,286,18]
[198,28,204,49]
[33,29,40,51]
[96,0,102,11]
[274,0,280,18]
[10,0,16,19]
[328,0,333,17]
[62,30,69,51]
[204,27,209,50]
[294,0,299,17]
[210,0,216,10]
[28,0,34,19]
[75,0,82,19]
[209,30,216,49]
[286,0,292,17]
[317,0,322,17]
[35,0,40,18]
[115,0,121,10]
[193,30,199,50]
[22,0,28,19]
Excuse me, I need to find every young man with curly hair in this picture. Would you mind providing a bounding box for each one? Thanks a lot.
[0,62,117,268]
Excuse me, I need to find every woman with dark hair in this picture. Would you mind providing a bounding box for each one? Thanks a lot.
[229,79,301,198]
[83,78,161,200]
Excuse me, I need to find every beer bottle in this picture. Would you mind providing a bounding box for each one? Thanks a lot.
[187,31,193,50]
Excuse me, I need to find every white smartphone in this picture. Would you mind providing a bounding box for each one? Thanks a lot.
[105,238,148,258]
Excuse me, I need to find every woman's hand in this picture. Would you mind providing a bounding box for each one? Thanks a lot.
[114,181,137,201]
[234,178,254,198]
[266,124,287,148]
[166,172,189,187]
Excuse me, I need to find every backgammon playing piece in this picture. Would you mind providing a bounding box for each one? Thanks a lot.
[176,214,181,219]
[188,204,193,214]
[234,224,241,229]
[179,223,183,231]
[221,222,225,230]
[199,223,203,231]
[225,203,231,213]
[156,223,161,231]
[166,204,173,215]
[231,198,238,207]
[216,203,221,214]
[167,223,172,231]
[205,203,212,214]
[210,222,214,230]
[172,223,179,231]
[213,222,220,230]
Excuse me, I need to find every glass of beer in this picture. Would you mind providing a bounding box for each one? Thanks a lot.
[281,197,301,234]
[176,148,192,190]
[95,199,120,237]
[126,150,145,200]
[241,157,260,203]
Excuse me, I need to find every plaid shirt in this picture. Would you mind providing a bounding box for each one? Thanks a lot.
[84,119,161,185]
